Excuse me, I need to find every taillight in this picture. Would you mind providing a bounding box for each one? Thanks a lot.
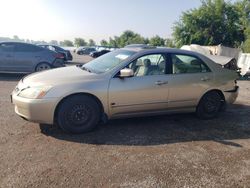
[54,53,64,59]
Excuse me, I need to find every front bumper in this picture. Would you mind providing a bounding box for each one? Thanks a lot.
[224,86,239,104]
[12,94,57,124]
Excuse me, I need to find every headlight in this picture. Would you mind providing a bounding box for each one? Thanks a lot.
[18,86,52,99]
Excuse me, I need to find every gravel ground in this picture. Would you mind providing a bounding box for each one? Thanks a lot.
[0,72,249,187]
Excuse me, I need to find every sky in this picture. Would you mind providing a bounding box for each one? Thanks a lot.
[0,0,203,43]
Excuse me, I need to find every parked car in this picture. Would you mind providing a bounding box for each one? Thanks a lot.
[12,45,239,134]
[0,42,64,73]
[38,44,73,61]
[90,50,110,58]
[76,47,96,55]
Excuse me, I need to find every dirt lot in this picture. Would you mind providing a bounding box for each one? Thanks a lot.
[0,71,250,187]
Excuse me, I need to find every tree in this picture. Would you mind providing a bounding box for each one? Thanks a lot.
[116,30,146,47]
[74,38,87,47]
[243,27,250,52]
[13,35,20,41]
[244,39,250,52]
[235,0,250,52]
[173,0,246,48]
[50,40,58,46]
[88,39,96,46]
[149,35,165,46]
[165,38,175,48]
[107,30,147,48]
[100,39,108,46]
[109,37,118,48]
[60,40,74,47]
[13,35,24,42]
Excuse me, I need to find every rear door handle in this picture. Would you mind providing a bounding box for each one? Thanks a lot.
[155,81,168,85]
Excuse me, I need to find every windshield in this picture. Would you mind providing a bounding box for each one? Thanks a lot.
[82,50,136,73]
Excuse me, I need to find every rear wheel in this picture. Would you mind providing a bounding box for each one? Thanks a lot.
[35,62,52,72]
[57,95,101,134]
[196,91,222,119]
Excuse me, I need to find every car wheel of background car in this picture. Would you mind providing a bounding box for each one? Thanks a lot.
[57,95,101,134]
[196,91,222,119]
[35,62,52,72]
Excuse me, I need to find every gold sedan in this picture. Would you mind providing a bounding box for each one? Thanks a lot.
[12,46,239,133]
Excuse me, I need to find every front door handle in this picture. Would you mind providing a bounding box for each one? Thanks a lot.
[155,81,168,85]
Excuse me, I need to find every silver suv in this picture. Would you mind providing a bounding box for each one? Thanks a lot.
[0,42,64,73]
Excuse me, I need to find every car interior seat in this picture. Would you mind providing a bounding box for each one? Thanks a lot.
[158,60,165,74]
[147,60,165,75]
[188,59,202,73]
[135,59,151,76]
[173,61,181,74]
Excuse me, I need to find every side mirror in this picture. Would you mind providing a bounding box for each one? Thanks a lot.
[119,68,134,78]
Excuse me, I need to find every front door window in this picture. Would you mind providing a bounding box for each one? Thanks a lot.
[128,54,166,76]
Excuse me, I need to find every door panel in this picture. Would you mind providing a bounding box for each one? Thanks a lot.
[168,53,214,109]
[14,43,42,72]
[14,52,37,72]
[109,75,170,116]
[168,72,214,108]
[0,43,15,71]
[108,53,170,116]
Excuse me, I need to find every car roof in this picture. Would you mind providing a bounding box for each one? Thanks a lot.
[122,45,205,57]
[38,44,60,47]
[0,42,47,50]
[0,41,36,46]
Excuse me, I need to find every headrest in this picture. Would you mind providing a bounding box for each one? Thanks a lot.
[190,59,201,66]
[135,59,143,66]
[158,60,165,70]
[143,59,151,67]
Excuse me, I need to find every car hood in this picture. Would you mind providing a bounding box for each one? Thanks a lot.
[22,66,100,86]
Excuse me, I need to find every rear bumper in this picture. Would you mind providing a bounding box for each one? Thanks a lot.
[12,94,57,124]
[67,52,73,61]
[53,58,65,67]
[224,86,239,104]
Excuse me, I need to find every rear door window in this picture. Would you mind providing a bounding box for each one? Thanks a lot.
[15,44,42,52]
[171,54,210,74]
[48,45,56,51]
[0,43,15,52]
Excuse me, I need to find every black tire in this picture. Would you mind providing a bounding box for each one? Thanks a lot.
[57,95,101,134]
[196,91,222,119]
[35,62,52,72]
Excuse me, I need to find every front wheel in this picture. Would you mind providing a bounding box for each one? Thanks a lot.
[196,91,222,119]
[57,95,101,134]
